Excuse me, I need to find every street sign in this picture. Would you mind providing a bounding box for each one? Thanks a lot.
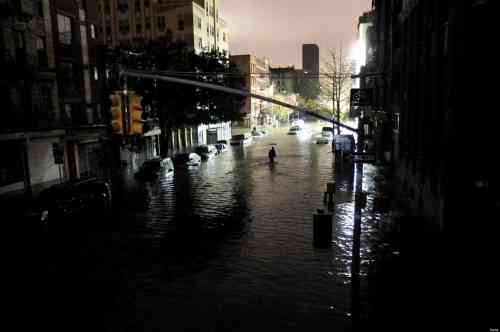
[350,88,373,106]
[352,152,376,163]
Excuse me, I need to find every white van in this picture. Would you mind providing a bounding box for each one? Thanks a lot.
[333,134,355,155]
[321,127,334,138]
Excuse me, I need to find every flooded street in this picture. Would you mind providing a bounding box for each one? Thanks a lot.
[34,124,429,331]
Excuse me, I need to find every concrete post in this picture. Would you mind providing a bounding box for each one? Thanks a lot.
[313,209,333,248]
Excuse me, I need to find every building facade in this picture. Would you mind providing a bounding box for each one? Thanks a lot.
[0,0,110,198]
[366,0,497,231]
[97,0,228,55]
[230,54,272,129]
[270,66,299,96]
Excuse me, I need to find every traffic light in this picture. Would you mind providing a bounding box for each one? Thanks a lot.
[110,93,123,134]
[128,93,145,135]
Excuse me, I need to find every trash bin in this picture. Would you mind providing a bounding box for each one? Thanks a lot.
[313,209,333,248]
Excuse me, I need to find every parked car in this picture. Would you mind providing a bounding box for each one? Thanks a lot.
[230,133,252,146]
[194,145,217,160]
[134,157,174,180]
[316,136,331,144]
[287,125,302,135]
[215,142,227,153]
[173,152,201,167]
[322,126,334,137]
[38,178,112,232]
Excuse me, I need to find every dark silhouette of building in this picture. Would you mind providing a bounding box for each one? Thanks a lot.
[302,43,319,77]
[301,43,320,99]
[365,0,497,233]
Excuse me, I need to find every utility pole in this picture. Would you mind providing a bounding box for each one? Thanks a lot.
[332,75,336,134]
[213,0,217,51]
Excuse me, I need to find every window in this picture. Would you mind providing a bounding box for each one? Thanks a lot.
[198,38,202,48]
[145,17,150,30]
[14,31,26,65]
[136,24,142,33]
[57,14,72,44]
[118,0,128,14]
[93,66,99,80]
[36,0,43,16]
[90,24,96,39]
[178,19,184,31]
[79,8,86,21]
[135,1,141,12]
[223,32,226,42]
[119,19,129,34]
[157,16,166,31]
[197,16,202,29]
[40,86,53,119]
[144,0,150,7]
[35,36,47,67]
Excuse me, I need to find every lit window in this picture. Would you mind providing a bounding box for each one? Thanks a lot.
[93,67,99,80]
[90,24,96,39]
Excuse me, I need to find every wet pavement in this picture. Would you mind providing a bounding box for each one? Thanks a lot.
[18,124,445,331]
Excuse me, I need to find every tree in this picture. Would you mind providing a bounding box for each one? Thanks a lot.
[104,41,246,156]
[321,48,353,134]
[296,96,332,119]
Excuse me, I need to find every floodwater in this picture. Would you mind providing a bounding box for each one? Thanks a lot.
[29,124,424,331]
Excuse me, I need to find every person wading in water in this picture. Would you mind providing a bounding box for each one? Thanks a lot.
[268,146,276,163]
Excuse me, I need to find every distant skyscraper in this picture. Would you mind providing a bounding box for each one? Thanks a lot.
[303,44,320,75]
[301,44,320,99]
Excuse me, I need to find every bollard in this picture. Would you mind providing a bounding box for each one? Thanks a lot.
[323,182,335,207]
[313,209,333,248]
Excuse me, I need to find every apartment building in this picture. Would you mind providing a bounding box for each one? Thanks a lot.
[97,0,228,55]
[230,54,272,128]
[0,0,110,197]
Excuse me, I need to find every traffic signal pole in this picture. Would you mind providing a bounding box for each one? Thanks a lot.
[119,69,359,134]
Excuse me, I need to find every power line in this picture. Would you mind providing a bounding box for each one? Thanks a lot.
[150,70,352,79]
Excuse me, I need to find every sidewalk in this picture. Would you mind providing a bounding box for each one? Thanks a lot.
[359,165,447,332]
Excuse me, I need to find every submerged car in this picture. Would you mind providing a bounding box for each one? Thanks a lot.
[38,178,112,232]
[215,142,227,153]
[194,145,217,160]
[230,133,252,146]
[135,157,174,180]
[173,152,201,167]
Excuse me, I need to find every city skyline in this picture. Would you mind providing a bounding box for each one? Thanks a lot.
[221,0,372,68]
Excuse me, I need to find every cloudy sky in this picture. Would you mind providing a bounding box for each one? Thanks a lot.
[220,0,372,68]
